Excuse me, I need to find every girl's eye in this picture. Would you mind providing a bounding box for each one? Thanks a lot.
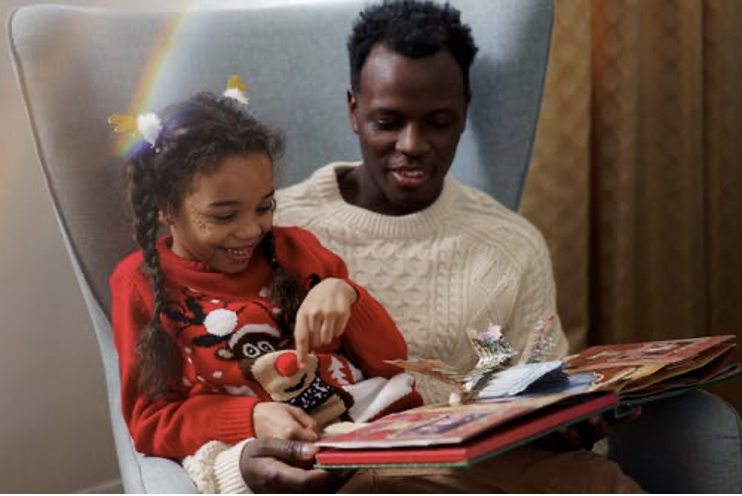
[257,198,276,214]
[209,213,237,223]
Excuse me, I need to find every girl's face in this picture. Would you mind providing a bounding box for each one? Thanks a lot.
[167,152,275,274]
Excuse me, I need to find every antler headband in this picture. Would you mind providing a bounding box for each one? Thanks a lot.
[108,75,250,148]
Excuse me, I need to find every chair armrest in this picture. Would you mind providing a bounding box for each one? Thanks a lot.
[608,390,742,493]
[136,455,199,494]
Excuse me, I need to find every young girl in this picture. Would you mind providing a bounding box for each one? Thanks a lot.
[109,81,420,459]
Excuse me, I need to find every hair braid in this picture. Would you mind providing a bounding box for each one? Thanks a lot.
[260,230,305,334]
[127,155,182,399]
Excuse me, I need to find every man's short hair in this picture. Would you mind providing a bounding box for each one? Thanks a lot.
[347,0,478,93]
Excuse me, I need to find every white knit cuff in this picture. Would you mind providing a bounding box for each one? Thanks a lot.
[214,438,254,494]
[183,438,253,494]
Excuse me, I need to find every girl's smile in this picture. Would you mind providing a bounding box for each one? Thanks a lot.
[223,246,257,263]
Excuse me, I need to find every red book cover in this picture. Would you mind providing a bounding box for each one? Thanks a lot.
[315,393,618,468]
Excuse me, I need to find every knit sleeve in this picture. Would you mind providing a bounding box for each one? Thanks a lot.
[110,261,261,458]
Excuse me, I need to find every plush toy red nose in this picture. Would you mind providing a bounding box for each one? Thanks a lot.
[275,352,300,377]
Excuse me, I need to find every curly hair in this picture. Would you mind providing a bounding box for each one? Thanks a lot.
[347,0,478,93]
[124,92,302,398]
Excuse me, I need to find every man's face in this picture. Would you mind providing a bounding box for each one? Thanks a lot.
[347,44,469,215]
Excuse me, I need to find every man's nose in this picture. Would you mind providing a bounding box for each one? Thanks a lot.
[396,123,430,157]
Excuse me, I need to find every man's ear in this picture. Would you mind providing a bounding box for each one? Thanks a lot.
[462,90,472,132]
[347,88,359,134]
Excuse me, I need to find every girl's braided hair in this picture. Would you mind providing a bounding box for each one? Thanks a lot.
[125,91,301,398]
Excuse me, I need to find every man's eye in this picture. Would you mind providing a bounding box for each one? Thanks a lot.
[373,119,400,130]
[430,119,453,129]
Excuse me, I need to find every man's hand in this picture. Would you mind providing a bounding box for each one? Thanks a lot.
[240,438,353,493]
[538,414,610,451]
[294,278,357,368]
[537,406,642,451]
[253,402,319,441]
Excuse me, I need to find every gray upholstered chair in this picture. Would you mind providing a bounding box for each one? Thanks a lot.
[8,0,740,493]
[609,390,741,493]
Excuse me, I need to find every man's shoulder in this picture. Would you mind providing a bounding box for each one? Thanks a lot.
[450,179,548,255]
[455,181,543,233]
[276,174,314,200]
[276,162,356,225]
[278,162,354,198]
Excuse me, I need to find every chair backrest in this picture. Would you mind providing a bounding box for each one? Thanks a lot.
[9,0,553,318]
[8,1,553,490]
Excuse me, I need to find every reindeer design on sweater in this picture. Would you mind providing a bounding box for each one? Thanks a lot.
[163,287,354,427]
[215,318,355,428]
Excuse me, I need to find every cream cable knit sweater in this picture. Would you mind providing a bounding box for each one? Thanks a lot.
[182,162,569,492]
[275,163,568,403]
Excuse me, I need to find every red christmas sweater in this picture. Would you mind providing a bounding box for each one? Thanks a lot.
[110,226,421,458]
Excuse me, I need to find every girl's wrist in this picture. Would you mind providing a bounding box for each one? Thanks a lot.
[343,280,359,305]
[322,277,359,305]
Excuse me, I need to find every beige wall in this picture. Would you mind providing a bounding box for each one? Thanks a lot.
[2,2,111,492]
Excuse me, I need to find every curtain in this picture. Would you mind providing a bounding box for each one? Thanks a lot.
[521,0,742,411]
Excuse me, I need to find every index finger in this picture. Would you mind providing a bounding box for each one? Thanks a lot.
[294,313,310,369]
[289,405,320,435]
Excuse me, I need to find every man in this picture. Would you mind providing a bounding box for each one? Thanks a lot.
[183,1,643,492]
[277,0,568,405]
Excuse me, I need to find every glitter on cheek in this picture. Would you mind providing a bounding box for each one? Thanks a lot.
[189,206,211,234]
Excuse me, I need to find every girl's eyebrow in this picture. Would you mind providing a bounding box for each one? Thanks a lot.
[207,190,275,208]
[207,200,239,207]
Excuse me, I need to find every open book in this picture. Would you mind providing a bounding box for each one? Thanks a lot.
[316,392,618,468]
[315,325,739,469]
[564,334,739,402]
